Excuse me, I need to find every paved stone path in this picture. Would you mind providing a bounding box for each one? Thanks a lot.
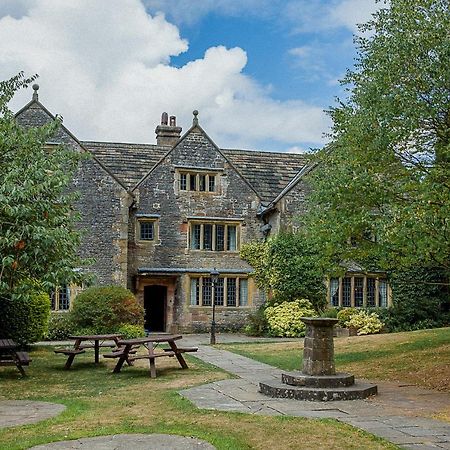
[30,434,216,449]
[0,400,65,428]
[179,339,450,450]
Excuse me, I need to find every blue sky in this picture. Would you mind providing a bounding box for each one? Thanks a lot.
[1,0,380,152]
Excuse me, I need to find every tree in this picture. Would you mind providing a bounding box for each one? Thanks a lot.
[306,0,450,278]
[0,73,85,302]
[240,232,326,310]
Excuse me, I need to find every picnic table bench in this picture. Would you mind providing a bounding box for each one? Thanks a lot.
[54,334,122,369]
[108,335,197,378]
[0,339,32,376]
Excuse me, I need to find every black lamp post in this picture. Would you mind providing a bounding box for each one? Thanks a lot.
[210,268,220,345]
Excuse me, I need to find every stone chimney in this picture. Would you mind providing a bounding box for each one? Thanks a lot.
[155,112,182,147]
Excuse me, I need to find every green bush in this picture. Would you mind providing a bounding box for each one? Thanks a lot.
[45,312,75,340]
[265,299,316,337]
[319,307,339,318]
[0,287,50,345]
[346,311,384,335]
[243,306,268,336]
[337,308,357,328]
[382,267,449,332]
[116,324,146,339]
[71,285,144,334]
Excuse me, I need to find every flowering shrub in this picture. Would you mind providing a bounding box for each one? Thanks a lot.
[347,311,384,335]
[264,299,317,337]
[337,308,357,327]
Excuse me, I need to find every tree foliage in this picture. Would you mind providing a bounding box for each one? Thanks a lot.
[0,73,85,301]
[240,232,326,310]
[306,0,450,277]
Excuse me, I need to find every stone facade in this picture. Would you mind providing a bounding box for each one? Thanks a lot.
[15,93,312,332]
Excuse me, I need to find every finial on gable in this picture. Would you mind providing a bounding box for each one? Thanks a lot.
[193,110,199,126]
[32,84,39,101]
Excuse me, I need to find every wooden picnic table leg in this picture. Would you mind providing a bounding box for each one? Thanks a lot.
[113,345,130,373]
[147,345,157,378]
[94,340,100,364]
[66,338,83,369]
[168,341,188,369]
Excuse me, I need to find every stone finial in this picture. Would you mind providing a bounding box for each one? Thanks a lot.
[193,110,199,126]
[32,84,39,101]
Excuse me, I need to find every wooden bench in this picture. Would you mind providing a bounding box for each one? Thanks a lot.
[0,351,32,376]
[78,343,116,350]
[54,348,86,370]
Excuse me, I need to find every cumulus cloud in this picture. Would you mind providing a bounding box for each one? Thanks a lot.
[1,0,329,150]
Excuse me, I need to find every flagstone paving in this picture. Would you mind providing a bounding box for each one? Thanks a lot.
[179,336,450,450]
[0,400,65,428]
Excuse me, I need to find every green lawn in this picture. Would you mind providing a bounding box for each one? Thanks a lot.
[0,346,397,450]
[218,327,450,392]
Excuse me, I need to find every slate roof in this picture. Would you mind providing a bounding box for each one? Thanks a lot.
[82,141,168,189]
[82,140,309,203]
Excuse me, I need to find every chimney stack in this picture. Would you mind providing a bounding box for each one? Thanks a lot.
[155,112,182,147]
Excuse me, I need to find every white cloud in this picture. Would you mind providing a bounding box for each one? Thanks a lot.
[284,0,381,34]
[1,0,329,151]
[144,0,274,26]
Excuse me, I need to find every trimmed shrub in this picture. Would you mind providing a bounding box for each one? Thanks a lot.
[71,285,144,333]
[117,324,146,339]
[265,299,316,337]
[46,312,75,340]
[337,308,357,328]
[346,311,384,335]
[243,306,268,336]
[0,288,51,345]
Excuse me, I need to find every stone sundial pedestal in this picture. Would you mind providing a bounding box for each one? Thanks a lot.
[259,317,377,401]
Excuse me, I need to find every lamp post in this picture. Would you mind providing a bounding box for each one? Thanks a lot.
[210,268,220,345]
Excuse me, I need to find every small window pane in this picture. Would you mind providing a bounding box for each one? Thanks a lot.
[202,277,212,306]
[227,225,237,251]
[191,224,201,249]
[354,277,364,307]
[190,173,197,191]
[330,278,339,307]
[367,278,376,307]
[208,175,216,192]
[190,278,199,305]
[180,173,187,190]
[239,279,248,306]
[204,224,213,250]
[379,279,388,307]
[342,277,351,307]
[227,278,237,306]
[215,278,224,306]
[58,285,70,310]
[140,221,154,240]
[216,225,225,251]
[199,174,206,191]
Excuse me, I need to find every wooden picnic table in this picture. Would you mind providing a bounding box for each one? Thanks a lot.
[54,334,122,369]
[0,338,31,376]
[110,335,198,378]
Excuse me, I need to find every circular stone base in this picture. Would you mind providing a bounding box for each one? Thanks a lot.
[30,434,216,449]
[282,371,355,388]
[259,380,377,401]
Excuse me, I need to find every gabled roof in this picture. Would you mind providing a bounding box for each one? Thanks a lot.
[81,141,168,190]
[83,137,310,203]
[221,149,308,204]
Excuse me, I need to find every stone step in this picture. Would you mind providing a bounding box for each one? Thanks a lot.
[282,371,355,388]
[259,379,377,402]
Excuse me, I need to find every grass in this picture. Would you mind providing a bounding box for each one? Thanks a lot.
[217,328,450,393]
[0,346,397,450]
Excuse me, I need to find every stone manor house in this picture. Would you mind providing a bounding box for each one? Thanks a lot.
[15,86,391,332]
